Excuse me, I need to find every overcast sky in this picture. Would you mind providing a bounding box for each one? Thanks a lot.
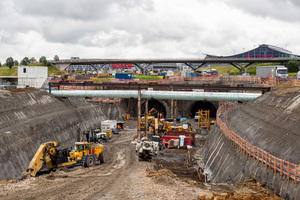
[1,0,300,63]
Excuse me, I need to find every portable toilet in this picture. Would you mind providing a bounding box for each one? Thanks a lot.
[179,135,185,146]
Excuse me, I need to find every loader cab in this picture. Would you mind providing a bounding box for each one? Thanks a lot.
[75,142,92,155]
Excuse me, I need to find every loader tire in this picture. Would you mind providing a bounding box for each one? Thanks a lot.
[99,152,105,163]
[86,155,96,167]
[81,155,87,167]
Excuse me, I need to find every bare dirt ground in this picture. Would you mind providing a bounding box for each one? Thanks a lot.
[271,85,300,96]
[0,119,282,200]
[0,120,198,200]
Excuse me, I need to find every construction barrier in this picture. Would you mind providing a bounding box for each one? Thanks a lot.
[216,104,300,186]
[259,78,300,87]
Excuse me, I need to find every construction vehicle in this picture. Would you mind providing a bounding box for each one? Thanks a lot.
[149,118,164,135]
[28,141,104,177]
[89,129,108,143]
[181,123,193,131]
[170,123,193,132]
[101,120,118,136]
[148,108,158,117]
[136,140,155,161]
[61,70,75,81]
[162,121,172,132]
[140,116,154,130]
[94,73,110,78]
[149,135,163,150]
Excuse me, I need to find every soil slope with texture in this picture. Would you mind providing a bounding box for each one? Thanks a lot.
[0,90,124,180]
[202,91,300,199]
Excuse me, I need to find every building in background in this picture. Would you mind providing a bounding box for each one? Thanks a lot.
[18,66,48,88]
[205,44,300,59]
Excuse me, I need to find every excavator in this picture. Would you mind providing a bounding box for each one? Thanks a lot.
[28,141,104,177]
[148,108,158,117]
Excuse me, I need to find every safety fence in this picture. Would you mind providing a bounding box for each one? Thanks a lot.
[216,104,300,186]
[259,78,300,87]
[219,101,235,110]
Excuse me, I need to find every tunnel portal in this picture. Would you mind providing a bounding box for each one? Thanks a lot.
[142,99,167,118]
[190,101,217,118]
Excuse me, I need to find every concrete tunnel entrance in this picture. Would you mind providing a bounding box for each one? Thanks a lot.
[142,99,167,118]
[190,101,217,118]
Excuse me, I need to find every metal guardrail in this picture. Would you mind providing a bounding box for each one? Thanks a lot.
[216,103,299,186]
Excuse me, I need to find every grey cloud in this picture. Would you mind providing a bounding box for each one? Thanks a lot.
[0,32,19,45]
[225,0,300,22]
[14,0,153,21]
[8,0,154,45]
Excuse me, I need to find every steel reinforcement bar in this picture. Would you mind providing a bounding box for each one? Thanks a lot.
[216,103,300,186]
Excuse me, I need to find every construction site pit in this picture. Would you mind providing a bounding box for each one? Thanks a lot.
[0,89,288,200]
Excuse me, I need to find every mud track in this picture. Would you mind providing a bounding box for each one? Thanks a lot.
[0,121,197,200]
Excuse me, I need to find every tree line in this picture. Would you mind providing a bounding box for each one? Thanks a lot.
[0,55,59,69]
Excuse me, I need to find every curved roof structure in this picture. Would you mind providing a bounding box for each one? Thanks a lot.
[205,44,300,59]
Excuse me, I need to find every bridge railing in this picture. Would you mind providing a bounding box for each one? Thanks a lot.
[216,104,300,186]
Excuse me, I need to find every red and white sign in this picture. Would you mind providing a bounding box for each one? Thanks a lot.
[111,63,132,69]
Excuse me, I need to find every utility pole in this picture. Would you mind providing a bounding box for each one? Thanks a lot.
[170,86,174,119]
[137,87,141,140]
[77,124,81,142]
[145,99,148,138]
[174,100,177,120]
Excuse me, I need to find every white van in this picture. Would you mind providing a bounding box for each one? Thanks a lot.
[297,71,300,79]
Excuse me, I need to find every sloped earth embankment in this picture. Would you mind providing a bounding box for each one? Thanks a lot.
[0,90,125,180]
[202,91,300,199]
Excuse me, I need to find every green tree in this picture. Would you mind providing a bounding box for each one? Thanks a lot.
[14,60,19,66]
[39,56,47,64]
[6,57,14,69]
[0,62,2,67]
[20,57,30,65]
[287,61,299,72]
[54,55,59,61]
[30,57,36,63]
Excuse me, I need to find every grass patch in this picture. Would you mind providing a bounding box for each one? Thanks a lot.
[0,66,18,76]
[289,72,297,76]
[48,66,61,76]
[0,64,61,76]
[136,75,161,80]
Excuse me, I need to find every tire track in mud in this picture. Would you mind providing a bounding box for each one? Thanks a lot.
[0,127,137,200]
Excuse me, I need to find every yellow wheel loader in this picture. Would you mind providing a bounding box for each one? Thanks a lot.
[28,141,104,177]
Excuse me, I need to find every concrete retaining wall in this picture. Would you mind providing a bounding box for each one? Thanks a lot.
[0,91,125,180]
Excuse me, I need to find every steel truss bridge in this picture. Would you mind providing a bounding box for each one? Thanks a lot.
[50,57,300,75]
